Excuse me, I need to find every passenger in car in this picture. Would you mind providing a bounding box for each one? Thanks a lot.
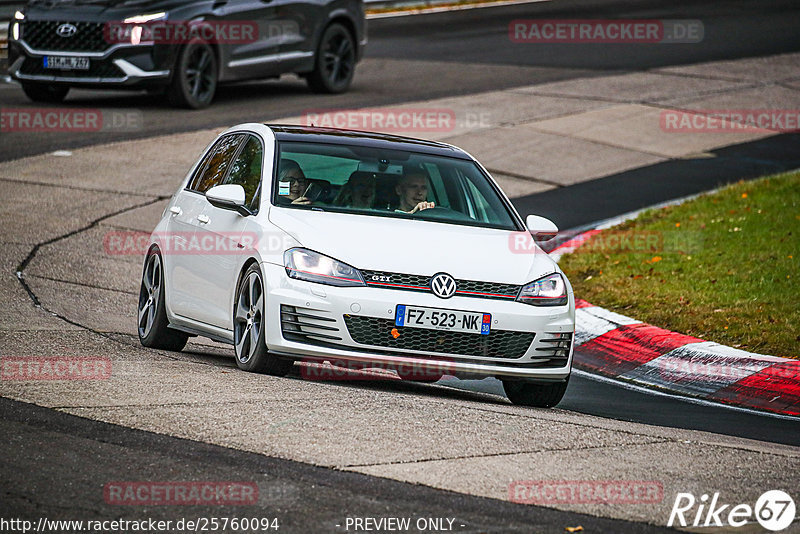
[395,168,435,213]
[276,159,312,205]
[333,171,377,209]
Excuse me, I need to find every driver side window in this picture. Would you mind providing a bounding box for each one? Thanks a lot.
[187,134,246,194]
[224,135,264,212]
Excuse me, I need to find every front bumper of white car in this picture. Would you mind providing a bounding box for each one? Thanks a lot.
[261,263,574,381]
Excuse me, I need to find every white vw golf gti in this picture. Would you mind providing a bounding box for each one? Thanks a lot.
[138,124,575,407]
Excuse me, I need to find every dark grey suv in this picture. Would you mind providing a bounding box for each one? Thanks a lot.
[8,0,366,108]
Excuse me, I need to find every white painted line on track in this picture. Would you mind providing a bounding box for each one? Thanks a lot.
[367,0,552,19]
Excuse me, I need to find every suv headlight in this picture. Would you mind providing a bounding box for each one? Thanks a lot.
[119,12,167,45]
[284,248,365,287]
[517,273,568,306]
[123,12,167,24]
[11,11,24,41]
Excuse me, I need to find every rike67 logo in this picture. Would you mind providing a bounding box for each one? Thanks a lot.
[668,490,795,531]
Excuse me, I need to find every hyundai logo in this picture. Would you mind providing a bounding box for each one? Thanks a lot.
[430,273,457,299]
[56,23,78,38]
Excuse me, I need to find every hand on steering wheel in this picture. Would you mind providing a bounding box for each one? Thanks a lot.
[409,201,435,214]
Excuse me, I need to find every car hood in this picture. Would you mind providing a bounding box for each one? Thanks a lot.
[25,0,188,19]
[268,208,558,285]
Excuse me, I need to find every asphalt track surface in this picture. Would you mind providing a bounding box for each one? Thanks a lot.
[2,0,800,530]
[1,397,675,533]
[2,0,800,162]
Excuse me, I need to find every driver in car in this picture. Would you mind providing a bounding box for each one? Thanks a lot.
[395,168,435,213]
[277,159,312,206]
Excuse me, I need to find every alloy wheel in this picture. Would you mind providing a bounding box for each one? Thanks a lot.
[185,46,215,103]
[138,253,162,339]
[234,271,264,365]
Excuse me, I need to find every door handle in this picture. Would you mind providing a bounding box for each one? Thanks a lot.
[197,214,210,224]
[169,206,182,216]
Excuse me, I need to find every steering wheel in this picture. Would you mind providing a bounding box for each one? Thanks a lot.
[413,206,472,221]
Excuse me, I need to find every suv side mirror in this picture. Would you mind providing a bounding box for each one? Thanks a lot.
[526,214,558,242]
[206,184,251,216]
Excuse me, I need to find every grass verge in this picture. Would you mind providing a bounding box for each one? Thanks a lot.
[559,171,799,359]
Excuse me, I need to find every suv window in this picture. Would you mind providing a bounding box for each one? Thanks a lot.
[224,135,264,212]
[188,134,246,193]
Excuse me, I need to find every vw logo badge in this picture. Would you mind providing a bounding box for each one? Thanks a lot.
[56,24,78,38]
[430,273,457,299]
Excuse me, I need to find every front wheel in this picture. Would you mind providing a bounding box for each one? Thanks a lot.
[138,248,189,351]
[233,264,293,376]
[502,377,569,408]
[166,41,218,109]
[306,23,356,94]
[22,82,69,103]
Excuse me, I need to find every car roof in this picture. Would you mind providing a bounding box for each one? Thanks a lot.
[267,125,473,160]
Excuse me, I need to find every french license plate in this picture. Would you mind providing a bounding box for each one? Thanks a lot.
[44,56,90,70]
[395,305,491,335]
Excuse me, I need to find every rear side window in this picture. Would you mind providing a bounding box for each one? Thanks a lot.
[187,134,246,194]
[224,135,264,212]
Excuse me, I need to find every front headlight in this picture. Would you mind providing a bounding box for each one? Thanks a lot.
[123,12,166,24]
[11,11,25,41]
[517,273,568,306]
[284,248,365,287]
[120,12,166,45]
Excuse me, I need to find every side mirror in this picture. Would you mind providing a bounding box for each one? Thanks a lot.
[206,184,250,216]
[526,214,558,242]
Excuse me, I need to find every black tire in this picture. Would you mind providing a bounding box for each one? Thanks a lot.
[306,23,356,94]
[21,82,69,103]
[502,377,569,408]
[233,264,293,376]
[166,40,218,109]
[138,248,189,351]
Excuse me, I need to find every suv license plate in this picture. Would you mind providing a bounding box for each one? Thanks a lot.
[44,56,90,70]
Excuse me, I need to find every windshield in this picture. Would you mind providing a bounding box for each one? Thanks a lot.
[272,141,520,231]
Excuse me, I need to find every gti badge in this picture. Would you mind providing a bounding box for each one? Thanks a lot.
[56,23,78,38]
[430,273,457,299]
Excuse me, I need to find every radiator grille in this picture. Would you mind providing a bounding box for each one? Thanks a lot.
[362,270,520,301]
[344,315,534,359]
[22,20,108,53]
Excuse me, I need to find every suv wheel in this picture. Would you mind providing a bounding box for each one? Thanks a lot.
[22,83,69,103]
[167,41,218,109]
[307,23,356,94]
[502,377,569,408]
